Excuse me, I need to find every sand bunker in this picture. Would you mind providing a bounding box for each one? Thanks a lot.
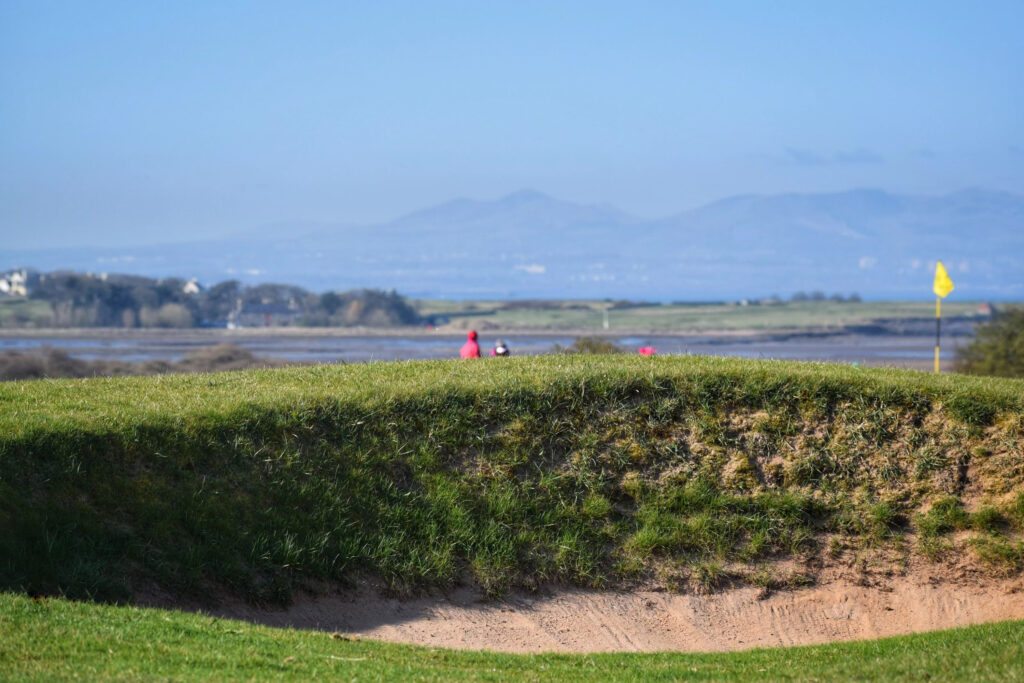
[209,577,1024,653]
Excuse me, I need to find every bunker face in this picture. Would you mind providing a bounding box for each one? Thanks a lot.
[5,356,1023,661]
[204,578,1024,654]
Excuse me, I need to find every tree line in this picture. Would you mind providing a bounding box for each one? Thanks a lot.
[1,271,422,328]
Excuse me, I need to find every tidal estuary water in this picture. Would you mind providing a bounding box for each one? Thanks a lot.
[0,328,971,371]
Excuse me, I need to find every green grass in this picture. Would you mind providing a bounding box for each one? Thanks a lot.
[1,355,1023,604]
[414,299,987,331]
[915,493,1024,565]
[2,593,1023,681]
[0,298,52,327]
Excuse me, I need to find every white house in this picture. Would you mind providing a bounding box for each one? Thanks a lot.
[0,270,29,297]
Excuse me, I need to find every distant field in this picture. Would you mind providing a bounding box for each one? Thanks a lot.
[0,298,52,327]
[414,299,989,331]
[1,297,996,333]
[2,593,1023,681]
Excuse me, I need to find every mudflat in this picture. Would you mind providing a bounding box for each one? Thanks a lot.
[0,326,967,370]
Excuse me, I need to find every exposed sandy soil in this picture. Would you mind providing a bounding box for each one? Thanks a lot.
[203,577,1024,653]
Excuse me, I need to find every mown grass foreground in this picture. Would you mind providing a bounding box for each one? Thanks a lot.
[1,355,1023,604]
[2,593,1023,681]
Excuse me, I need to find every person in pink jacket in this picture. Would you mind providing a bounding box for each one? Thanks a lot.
[460,330,481,358]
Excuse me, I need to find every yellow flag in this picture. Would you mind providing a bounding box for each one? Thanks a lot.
[933,261,954,298]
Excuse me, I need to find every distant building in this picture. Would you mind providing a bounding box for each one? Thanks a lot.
[0,269,34,297]
[183,278,203,295]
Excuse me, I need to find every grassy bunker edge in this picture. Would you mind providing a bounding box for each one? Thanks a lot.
[1,355,1022,605]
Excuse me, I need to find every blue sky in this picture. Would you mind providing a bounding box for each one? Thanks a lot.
[2,1,1022,248]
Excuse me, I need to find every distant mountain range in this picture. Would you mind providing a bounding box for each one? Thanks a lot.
[3,188,1022,300]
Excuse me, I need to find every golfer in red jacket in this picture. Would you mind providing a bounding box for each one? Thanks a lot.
[460,330,481,358]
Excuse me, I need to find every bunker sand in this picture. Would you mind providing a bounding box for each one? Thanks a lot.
[212,578,1024,653]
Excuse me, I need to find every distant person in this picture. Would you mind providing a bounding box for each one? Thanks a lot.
[460,330,481,358]
[491,339,510,357]
[638,346,657,356]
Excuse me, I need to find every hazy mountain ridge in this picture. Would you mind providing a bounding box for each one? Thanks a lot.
[2,188,1022,300]
[386,189,641,232]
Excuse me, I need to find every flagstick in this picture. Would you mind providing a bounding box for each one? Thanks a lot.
[932,261,953,373]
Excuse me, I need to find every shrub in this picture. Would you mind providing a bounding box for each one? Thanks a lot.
[955,306,1024,378]
[140,303,194,328]
[556,337,624,354]
[0,344,284,381]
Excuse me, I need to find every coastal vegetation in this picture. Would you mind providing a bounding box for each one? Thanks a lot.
[956,305,1024,378]
[0,343,284,381]
[0,269,994,332]
[0,270,421,328]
